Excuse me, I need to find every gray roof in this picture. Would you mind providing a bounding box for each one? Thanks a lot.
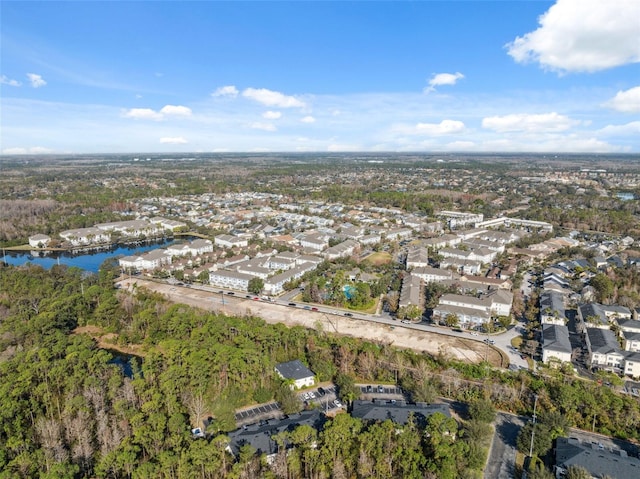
[226,409,325,456]
[625,351,640,362]
[542,324,572,353]
[586,328,622,355]
[540,291,566,317]
[274,360,315,381]
[619,319,640,332]
[601,304,631,317]
[623,331,640,342]
[351,400,450,428]
[580,303,608,326]
[555,437,640,479]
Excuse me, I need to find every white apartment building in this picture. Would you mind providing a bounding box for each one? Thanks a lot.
[119,249,171,271]
[215,234,248,249]
[60,227,111,246]
[209,270,253,291]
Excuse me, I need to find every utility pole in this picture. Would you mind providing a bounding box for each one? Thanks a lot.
[529,394,539,458]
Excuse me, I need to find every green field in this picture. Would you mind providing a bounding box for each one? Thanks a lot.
[362,251,392,266]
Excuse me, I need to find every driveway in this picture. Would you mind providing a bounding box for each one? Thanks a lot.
[485,412,525,479]
[491,323,529,370]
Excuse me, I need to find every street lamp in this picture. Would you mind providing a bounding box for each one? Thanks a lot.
[529,394,539,458]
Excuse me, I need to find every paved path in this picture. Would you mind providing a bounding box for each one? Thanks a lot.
[485,412,525,479]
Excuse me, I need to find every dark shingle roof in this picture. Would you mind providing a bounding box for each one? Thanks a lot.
[555,437,640,479]
[586,328,622,354]
[542,324,572,353]
[274,360,315,381]
[226,409,325,456]
[351,400,450,428]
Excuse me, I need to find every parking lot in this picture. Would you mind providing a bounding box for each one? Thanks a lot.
[358,384,405,400]
[299,385,345,411]
[235,401,283,426]
[234,385,343,427]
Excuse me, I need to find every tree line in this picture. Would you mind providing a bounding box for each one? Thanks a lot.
[1,263,639,478]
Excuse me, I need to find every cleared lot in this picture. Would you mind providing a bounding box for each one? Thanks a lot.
[117,279,504,366]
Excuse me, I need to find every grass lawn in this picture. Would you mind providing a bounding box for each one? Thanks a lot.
[362,251,392,266]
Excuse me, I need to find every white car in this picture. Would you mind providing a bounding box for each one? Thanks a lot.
[470,331,479,336]
[308,392,316,399]
[334,399,343,408]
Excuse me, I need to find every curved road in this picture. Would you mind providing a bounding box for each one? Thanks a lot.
[119,278,520,368]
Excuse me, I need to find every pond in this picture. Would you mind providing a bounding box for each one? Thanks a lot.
[1,238,175,273]
[106,349,143,379]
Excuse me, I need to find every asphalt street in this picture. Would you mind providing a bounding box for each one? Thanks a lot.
[485,412,525,479]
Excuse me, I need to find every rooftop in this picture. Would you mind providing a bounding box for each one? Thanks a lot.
[275,359,315,381]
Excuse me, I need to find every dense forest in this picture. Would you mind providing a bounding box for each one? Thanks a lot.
[1,263,639,478]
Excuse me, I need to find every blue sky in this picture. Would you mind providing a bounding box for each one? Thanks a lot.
[1,0,639,154]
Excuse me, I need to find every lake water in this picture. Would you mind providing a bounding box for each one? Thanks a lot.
[1,238,174,273]
[617,192,635,201]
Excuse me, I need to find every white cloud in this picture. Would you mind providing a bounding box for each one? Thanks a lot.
[262,111,282,119]
[123,108,164,121]
[242,87,305,108]
[605,86,640,113]
[123,105,191,121]
[26,73,46,88]
[395,119,465,136]
[425,72,464,92]
[159,105,192,117]
[506,0,640,73]
[249,121,277,131]
[212,85,239,98]
[159,136,188,144]
[300,116,316,123]
[482,112,578,132]
[597,121,640,136]
[1,75,21,87]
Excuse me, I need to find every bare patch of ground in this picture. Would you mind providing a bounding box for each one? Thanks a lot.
[118,279,503,366]
[73,325,146,357]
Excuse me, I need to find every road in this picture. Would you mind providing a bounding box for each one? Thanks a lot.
[491,322,529,370]
[485,412,525,479]
[482,413,640,479]
[117,278,507,365]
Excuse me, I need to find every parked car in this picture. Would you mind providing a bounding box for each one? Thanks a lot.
[344,312,353,317]
[334,399,343,408]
